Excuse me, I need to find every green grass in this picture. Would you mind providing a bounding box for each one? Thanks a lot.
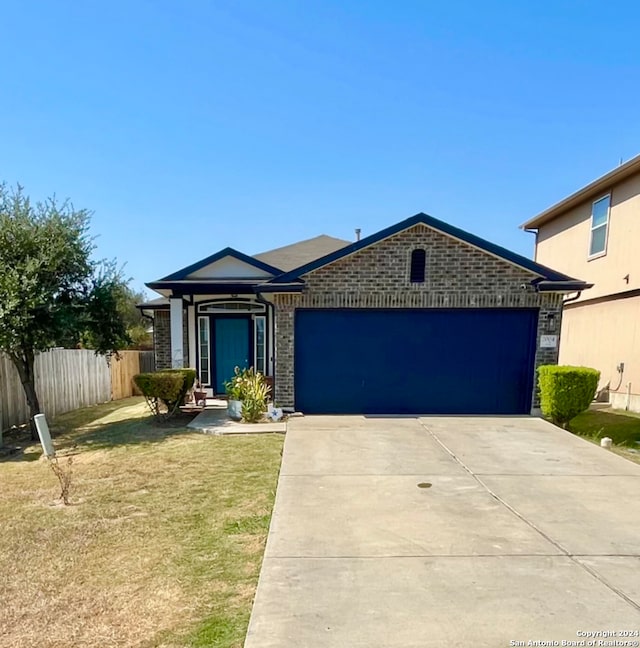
[0,397,284,648]
[568,408,640,464]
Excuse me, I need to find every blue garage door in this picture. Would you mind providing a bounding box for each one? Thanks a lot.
[294,309,538,415]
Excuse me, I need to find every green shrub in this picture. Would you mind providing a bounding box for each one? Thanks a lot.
[224,366,247,401]
[538,365,600,427]
[133,368,197,419]
[241,371,271,423]
[164,368,197,392]
[134,371,184,402]
[224,366,271,423]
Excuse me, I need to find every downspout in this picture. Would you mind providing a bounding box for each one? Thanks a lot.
[563,291,582,305]
[523,227,538,261]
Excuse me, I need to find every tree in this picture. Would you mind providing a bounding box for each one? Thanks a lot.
[114,285,153,349]
[0,184,131,438]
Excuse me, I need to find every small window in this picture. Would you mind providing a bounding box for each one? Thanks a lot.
[198,301,265,313]
[198,317,210,385]
[410,249,426,283]
[254,316,266,375]
[589,195,610,257]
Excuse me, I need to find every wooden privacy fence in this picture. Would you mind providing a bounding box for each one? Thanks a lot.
[0,349,155,432]
[111,351,141,401]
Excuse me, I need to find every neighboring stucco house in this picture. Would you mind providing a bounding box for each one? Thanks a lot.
[522,154,640,411]
[141,213,588,415]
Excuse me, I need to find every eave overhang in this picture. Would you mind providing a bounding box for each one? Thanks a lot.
[521,153,640,230]
[533,280,594,293]
[146,280,259,295]
[255,282,305,294]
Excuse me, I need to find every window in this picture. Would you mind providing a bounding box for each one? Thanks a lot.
[410,248,426,283]
[198,301,265,313]
[254,316,266,375]
[589,195,610,257]
[198,317,210,385]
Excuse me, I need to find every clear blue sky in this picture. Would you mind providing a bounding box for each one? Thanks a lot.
[1,1,639,295]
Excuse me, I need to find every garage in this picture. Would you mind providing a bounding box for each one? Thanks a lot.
[294,308,539,415]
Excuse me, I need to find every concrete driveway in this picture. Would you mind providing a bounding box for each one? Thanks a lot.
[244,416,640,647]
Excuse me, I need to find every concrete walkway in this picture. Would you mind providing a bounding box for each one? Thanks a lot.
[186,400,286,434]
[245,416,640,647]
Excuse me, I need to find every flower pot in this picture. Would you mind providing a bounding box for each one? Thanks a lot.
[227,399,243,421]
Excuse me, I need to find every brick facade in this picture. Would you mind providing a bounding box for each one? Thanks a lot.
[153,309,189,370]
[272,223,563,410]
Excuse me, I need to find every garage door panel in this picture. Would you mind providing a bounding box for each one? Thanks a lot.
[294,309,537,415]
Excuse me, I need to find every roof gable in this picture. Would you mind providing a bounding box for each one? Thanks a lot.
[268,213,576,284]
[159,247,284,281]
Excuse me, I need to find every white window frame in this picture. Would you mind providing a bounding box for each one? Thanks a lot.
[254,315,266,375]
[198,300,265,313]
[198,316,211,386]
[588,194,611,260]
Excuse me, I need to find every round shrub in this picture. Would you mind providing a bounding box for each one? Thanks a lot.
[537,365,600,427]
[133,368,197,419]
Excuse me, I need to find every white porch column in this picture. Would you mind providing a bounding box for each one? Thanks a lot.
[187,304,196,370]
[169,297,185,368]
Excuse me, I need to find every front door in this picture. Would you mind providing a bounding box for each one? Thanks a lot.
[214,318,250,393]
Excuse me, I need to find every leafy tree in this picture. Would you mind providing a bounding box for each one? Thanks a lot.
[114,284,153,349]
[0,184,131,438]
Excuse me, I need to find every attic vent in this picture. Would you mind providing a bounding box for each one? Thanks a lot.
[410,249,426,283]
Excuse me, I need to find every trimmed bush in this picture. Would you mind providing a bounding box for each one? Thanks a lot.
[538,365,600,427]
[134,372,184,403]
[133,368,197,419]
[164,368,197,393]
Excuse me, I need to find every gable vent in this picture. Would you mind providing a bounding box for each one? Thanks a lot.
[410,249,426,283]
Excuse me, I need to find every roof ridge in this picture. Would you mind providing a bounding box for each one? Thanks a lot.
[253,234,350,258]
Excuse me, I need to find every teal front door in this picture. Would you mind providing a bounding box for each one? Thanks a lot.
[215,318,250,393]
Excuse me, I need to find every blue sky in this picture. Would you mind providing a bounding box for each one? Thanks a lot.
[1,1,639,295]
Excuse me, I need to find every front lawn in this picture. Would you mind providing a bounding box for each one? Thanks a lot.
[568,407,640,465]
[0,397,284,648]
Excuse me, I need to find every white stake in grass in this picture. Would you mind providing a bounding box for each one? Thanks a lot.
[34,414,56,458]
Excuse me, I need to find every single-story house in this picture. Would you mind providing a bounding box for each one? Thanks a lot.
[140,213,589,415]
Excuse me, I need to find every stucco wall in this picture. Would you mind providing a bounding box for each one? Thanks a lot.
[272,223,563,410]
[535,172,640,302]
[560,295,640,410]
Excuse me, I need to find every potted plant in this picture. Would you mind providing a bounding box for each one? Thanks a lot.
[224,367,245,421]
[224,366,271,422]
[193,380,207,407]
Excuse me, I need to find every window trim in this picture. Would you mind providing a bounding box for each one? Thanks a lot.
[198,299,266,313]
[588,193,611,260]
[197,316,211,386]
[254,315,266,375]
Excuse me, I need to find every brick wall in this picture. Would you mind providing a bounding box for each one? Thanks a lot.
[273,223,563,410]
[153,309,189,370]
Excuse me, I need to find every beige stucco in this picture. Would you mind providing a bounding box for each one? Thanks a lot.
[560,296,640,402]
[533,167,640,411]
[535,172,640,302]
